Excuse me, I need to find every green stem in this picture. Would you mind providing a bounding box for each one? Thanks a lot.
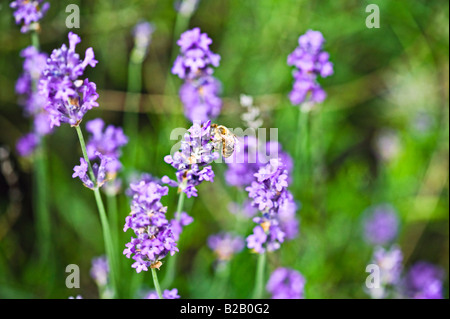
[151,268,163,299]
[75,125,119,298]
[34,141,51,263]
[31,31,40,51]
[161,191,186,288]
[295,108,310,186]
[107,192,118,248]
[252,252,266,299]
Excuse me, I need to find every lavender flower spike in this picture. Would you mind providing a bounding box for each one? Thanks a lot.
[208,232,245,261]
[90,256,109,287]
[72,152,113,189]
[162,121,219,198]
[172,28,222,122]
[363,204,399,246]
[288,30,333,108]
[403,262,444,299]
[123,179,178,273]
[86,118,128,177]
[39,32,99,128]
[245,158,298,253]
[266,268,306,299]
[10,0,50,33]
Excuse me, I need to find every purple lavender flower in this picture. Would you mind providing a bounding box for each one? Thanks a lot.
[172,28,222,122]
[10,0,50,33]
[170,212,194,242]
[39,32,99,128]
[366,245,403,299]
[123,179,178,273]
[16,132,39,157]
[207,232,245,261]
[72,152,113,189]
[90,256,109,287]
[245,158,298,253]
[162,121,219,198]
[363,204,399,246]
[287,30,333,107]
[225,136,293,188]
[403,262,444,299]
[266,268,306,299]
[15,46,53,157]
[145,288,180,299]
[86,118,128,176]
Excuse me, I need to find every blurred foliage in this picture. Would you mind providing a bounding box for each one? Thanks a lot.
[0,0,448,299]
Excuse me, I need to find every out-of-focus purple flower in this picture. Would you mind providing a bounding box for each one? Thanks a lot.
[172,27,222,122]
[72,152,113,189]
[228,200,258,218]
[266,268,306,299]
[162,121,219,198]
[39,32,99,128]
[145,288,180,299]
[123,179,178,273]
[366,245,403,299]
[16,133,39,157]
[15,46,53,157]
[403,262,444,299]
[132,21,155,62]
[10,0,50,33]
[372,246,403,285]
[86,118,128,176]
[245,159,298,253]
[68,295,83,299]
[175,0,199,17]
[363,204,399,246]
[225,136,293,188]
[207,232,245,261]
[179,76,222,122]
[287,30,333,107]
[90,256,109,287]
[170,212,194,241]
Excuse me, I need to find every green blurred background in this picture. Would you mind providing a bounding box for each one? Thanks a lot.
[0,0,448,298]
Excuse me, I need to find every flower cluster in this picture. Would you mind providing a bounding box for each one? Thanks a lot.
[245,158,298,253]
[39,32,99,128]
[145,288,180,299]
[10,0,50,33]
[225,136,293,189]
[266,268,306,299]
[123,179,178,273]
[363,204,399,246]
[367,245,403,299]
[85,118,128,177]
[72,152,113,189]
[15,46,52,157]
[402,262,444,299]
[207,232,245,261]
[90,256,109,287]
[287,30,333,107]
[172,28,222,122]
[163,121,219,198]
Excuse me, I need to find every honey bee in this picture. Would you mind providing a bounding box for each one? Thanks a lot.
[211,124,237,158]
